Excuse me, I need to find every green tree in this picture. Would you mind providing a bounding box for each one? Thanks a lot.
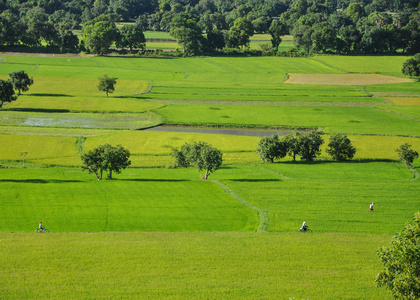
[117,24,146,50]
[0,80,17,109]
[172,141,222,180]
[227,17,254,49]
[257,135,288,163]
[375,212,420,299]
[81,144,131,180]
[98,74,118,97]
[9,70,34,95]
[170,16,204,54]
[81,144,107,180]
[396,143,419,167]
[311,21,336,53]
[82,14,118,54]
[269,19,288,50]
[283,133,302,162]
[102,144,131,180]
[326,133,356,161]
[402,53,420,78]
[298,131,324,161]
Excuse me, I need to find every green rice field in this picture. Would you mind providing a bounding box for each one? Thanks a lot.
[0,52,419,299]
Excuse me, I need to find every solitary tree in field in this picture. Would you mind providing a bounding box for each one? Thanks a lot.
[396,143,419,168]
[402,53,420,78]
[0,79,17,108]
[9,70,34,95]
[98,75,117,97]
[172,141,222,180]
[257,135,288,163]
[375,212,420,299]
[326,133,356,161]
[81,144,130,180]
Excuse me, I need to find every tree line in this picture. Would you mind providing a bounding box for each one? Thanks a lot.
[1,0,419,55]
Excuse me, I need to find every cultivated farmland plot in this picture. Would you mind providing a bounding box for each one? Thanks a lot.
[0,53,418,299]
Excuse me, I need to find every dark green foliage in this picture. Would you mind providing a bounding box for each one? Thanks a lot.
[0,79,17,108]
[298,131,324,161]
[9,70,34,95]
[172,141,222,179]
[81,144,131,180]
[402,53,420,77]
[326,133,356,161]
[375,212,420,299]
[269,20,288,50]
[170,16,205,54]
[98,75,118,98]
[396,143,419,167]
[257,135,288,163]
[283,133,302,162]
[116,24,146,50]
[82,15,118,54]
[227,17,254,49]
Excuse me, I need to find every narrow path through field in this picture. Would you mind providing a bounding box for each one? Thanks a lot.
[213,180,268,232]
[374,106,420,122]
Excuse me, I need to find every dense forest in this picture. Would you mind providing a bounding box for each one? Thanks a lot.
[0,0,419,54]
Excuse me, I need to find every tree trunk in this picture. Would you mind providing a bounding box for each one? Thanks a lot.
[106,91,108,98]
[108,169,113,180]
[204,169,210,180]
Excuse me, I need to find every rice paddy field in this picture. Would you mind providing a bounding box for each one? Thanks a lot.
[0,52,419,299]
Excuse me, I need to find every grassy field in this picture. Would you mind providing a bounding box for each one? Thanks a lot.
[0,52,419,299]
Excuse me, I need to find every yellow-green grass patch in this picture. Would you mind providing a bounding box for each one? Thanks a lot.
[83,131,261,155]
[285,73,413,85]
[386,97,420,105]
[0,134,78,161]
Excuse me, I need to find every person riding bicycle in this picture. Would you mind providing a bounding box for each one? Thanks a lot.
[39,221,45,232]
[300,221,308,232]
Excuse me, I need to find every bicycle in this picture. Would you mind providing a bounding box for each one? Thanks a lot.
[298,227,312,233]
[35,228,49,233]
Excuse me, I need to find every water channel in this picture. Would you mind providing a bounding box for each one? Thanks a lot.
[144,125,305,137]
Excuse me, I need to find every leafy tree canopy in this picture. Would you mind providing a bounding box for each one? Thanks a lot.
[172,141,222,179]
[0,79,17,108]
[376,212,420,299]
[396,142,419,167]
[326,133,356,161]
[9,70,34,95]
[98,74,118,97]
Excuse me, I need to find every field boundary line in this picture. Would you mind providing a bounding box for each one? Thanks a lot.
[308,57,348,73]
[409,166,419,181]
[198,57,237,73]
[29,64,39,74]
[256,165,291,180]
[213,180,268,232]
[374,106,420,122]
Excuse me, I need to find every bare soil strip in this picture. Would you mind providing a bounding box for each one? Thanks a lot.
[285,73,413,85]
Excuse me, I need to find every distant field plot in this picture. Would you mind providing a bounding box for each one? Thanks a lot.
[144,31,175,40]
[377,105,420,120]
[386,97,420,105]
[2,77,162,113]
[154,105,420,136]
[0,134,77,162]
[285,73,412,85]
[216,163,419,233]
[310,55,412,76]
[0,168,258,232]
[202,56,340,74]
[145,82,377,103]
[146,42,179,50]
[0,111,161,130]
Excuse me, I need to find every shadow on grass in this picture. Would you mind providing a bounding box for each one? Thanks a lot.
[280,158,396,165]
[5,108,71,113]
[228,179,282,182]
[115,178,189,182]
[0,179,83,183]
[29,93,74,97]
